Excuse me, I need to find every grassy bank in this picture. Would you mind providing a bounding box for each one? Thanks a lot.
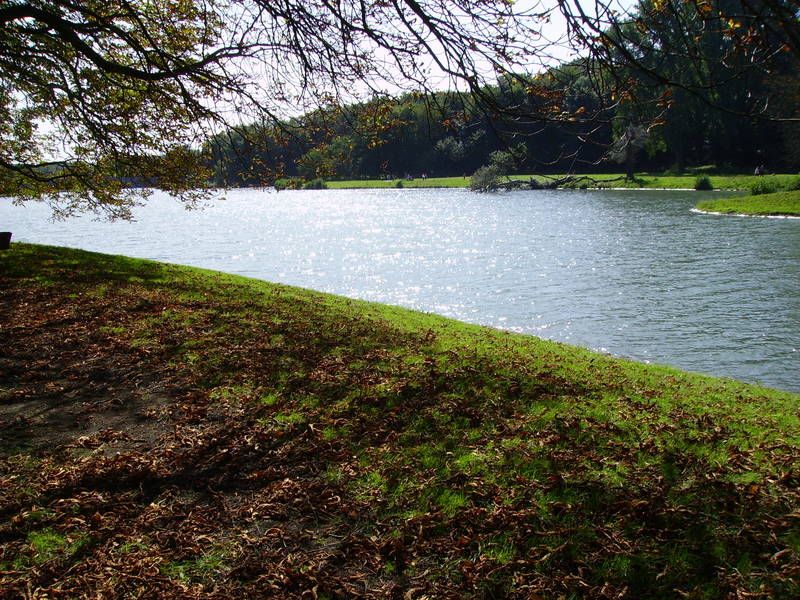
[325,173,800,191]
[326,176,469,189]
[1,244,798,599]
[695,189,800,217]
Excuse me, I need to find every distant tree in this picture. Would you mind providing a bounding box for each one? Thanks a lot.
[608,124,649,180]
[434,137,468,167]
[297,136,360,180]
[0,0,565,218]
[488,143,528,175]
[769,70,800,170]
[469,164,503,192]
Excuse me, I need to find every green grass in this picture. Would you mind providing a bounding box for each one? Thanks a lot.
[695,189,800,216]
[161,548,233,583]
[325,173,800,191]
[27,529,69,564]
[1,243,798,599]
[326,176,469,189]
[15,528,93,568]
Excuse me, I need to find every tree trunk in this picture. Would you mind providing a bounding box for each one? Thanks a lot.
[625,154,635,181]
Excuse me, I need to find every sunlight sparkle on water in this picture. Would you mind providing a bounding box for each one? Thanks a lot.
[2,187,798,392]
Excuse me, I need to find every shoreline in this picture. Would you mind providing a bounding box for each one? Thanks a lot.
[693,189,800,217]
[691,207,800,219]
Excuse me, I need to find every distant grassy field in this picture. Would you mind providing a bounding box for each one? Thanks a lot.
[326,176,469,188]
[326,173,799,191]
[695,189,800,217]
[1,243,798,599]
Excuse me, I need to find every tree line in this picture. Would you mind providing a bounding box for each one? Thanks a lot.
[207,1,798,186]
[1,0,797,217]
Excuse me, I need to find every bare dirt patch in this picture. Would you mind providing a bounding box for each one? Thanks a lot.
[0,285,176,454]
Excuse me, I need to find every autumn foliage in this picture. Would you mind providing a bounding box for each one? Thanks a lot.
[1,244,798,598]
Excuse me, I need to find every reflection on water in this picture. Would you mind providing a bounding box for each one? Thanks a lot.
[2,188,799,392]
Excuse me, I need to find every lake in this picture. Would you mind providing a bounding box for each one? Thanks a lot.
[2,187,799,393]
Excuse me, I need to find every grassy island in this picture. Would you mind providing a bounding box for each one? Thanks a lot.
[695,189,800,217]
[1,244,798,599]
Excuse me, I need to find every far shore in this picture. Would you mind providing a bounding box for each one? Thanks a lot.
[322,172,800,217]
[324,172,799,192]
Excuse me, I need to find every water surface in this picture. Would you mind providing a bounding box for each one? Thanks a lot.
[2,188,798,392]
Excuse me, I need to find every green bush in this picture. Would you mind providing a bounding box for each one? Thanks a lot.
[469,164,502,192]
[694,176,713,191]
[274,177,304,191]
[749,178,779,195]
[785,175,800,191]
[395,180,404,188]
[302,178,327,190]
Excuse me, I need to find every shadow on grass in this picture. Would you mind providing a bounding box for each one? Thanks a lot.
[0,243,169,286]
[1,243,797,599]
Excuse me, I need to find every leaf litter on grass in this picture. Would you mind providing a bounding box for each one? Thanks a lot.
[1,244,798,599]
